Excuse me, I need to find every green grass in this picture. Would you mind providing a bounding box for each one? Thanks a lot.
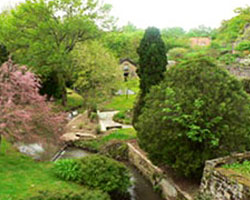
[102,128,137,142]
[74,128,137,151]
[66,88,84,111]
[121,78,140,94]
[57,88,84,111]
[101,95,136,112]
[222,161,250,178]
[101,79,139,112]
[0,138,84,200]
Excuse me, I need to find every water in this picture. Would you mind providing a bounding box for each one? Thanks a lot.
[56,147,164,200]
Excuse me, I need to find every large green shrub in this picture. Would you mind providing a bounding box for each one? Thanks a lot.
[136,57,250,178]
[23,190,110,200]
[78,155,131,195]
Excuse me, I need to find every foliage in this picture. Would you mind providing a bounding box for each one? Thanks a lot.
[101,30,143,62]
[235,40,250,51]
[79,155,131,195]
[133,27,167,126]
[72,41,122,108]
[242,78,250,94]
[0,60,66,143]
[187,25,215,37]
[0,44,8,65]
[136,57,250,178]
[53,159,82,182]
[161,27,190,51]
[218,53,238,65]
[136,27,167,95]
[23,190,110,200]
[167,47,189,61]
[0,0,112,104]
[214,6,250,45]
[74,139,101,152]
[223,160,250,177]
[100,140,129,161]
[0,138,84,199]
[113,110,132,124]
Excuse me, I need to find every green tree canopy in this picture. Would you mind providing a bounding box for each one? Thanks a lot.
[214,6,250,47]
[0,0,112,104]
[71,40,122,108]
[136,57,250,178]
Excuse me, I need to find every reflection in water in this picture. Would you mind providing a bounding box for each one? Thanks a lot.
[128,165,163,200]
[57,147,163,200]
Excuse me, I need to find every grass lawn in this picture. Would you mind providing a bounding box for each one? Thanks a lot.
[102,95,136,112]
[0,138,84,200]
[100,78,139,112]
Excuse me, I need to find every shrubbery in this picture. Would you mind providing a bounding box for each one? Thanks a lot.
[136,57,250,178]
[53,155,131,197]
[53,159,82,181]
[113,110,132,124]
[235,40,250,51]
[167,47,189,61]
[79,155,131,195]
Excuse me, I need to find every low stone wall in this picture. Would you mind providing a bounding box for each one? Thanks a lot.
[127,143,192,200]
[200,152,250,200]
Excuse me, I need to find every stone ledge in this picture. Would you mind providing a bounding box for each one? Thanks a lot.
[200,152,250,200]
[127,143,192,200]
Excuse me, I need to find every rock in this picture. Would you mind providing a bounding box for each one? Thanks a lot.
[60,132,96,142]
[16,143,44,159]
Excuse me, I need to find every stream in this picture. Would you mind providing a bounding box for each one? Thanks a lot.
[57,147,164,200]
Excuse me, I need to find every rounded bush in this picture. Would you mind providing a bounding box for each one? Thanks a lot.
[53,159,81,181]
[136,57,250,178]
[79,155,131,194]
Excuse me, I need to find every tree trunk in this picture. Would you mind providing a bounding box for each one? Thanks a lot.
[61,86,67,106]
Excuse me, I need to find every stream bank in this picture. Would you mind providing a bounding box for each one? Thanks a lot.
[55,146,164,200]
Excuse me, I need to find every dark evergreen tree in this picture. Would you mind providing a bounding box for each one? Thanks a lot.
[137,27,167,94]
[0,44,8,65]
[133,27,167,127]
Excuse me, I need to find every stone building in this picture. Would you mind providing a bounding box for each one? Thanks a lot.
[119,58,138,78]
[190,37,211,47]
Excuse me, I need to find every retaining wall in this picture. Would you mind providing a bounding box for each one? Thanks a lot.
[200,152,250,200]
[127,143,192,200]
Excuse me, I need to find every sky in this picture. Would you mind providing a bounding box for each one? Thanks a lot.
[1,0,249,30]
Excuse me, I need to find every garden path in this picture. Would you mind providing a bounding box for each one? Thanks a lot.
[97,110,133,132]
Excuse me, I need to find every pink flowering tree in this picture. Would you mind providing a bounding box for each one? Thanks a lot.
[0,59,66,146]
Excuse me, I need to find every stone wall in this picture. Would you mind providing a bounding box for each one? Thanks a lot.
[200,152,250,200]
[127,143,192,200]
